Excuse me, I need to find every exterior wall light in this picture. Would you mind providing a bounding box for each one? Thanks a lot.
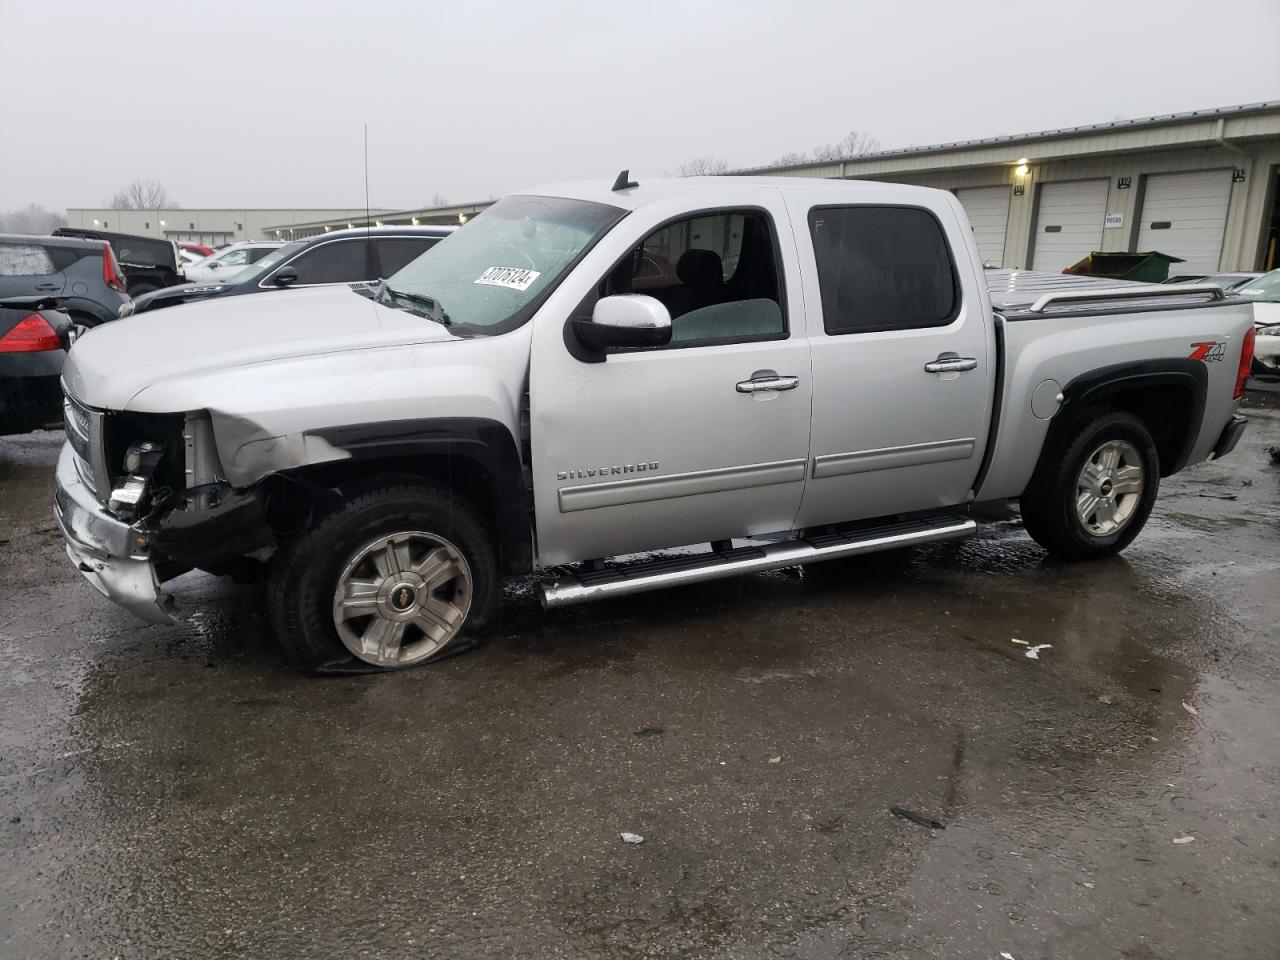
[1014,160,1030,177]
[458,213,468,224]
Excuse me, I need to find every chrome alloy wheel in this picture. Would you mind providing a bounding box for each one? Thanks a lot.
[331,531,473,667]
[1075,439,1144,538]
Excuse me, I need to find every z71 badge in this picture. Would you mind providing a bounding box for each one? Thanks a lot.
[1188,341,1226,362]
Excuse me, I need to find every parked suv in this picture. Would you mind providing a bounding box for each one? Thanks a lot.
[128,226,454,314]
[183,241,282,283]
[53,227,184,296]
[0,234,130,326]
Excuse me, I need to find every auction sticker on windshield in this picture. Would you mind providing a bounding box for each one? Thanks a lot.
[475,266,541,291]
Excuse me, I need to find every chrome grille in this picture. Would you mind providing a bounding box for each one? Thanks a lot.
[63,395,92,458]
[62,389,105,498]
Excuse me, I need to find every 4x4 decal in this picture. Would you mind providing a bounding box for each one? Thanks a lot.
[1188,341,1226,362]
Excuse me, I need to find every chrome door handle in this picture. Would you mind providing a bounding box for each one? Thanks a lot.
[736,375,800,393]
[923,357,978,374]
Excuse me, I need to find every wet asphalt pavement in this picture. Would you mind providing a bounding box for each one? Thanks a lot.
[2,402,1279,960]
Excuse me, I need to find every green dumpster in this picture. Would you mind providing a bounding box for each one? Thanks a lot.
[1063,251,1185,283]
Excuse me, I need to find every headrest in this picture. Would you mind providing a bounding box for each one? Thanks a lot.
[676,248,722,286]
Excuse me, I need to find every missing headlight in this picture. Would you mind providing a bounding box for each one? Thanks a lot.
[108,441,166,521]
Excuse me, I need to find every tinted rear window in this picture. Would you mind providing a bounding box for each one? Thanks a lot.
[376,237,439,276]
[809,206,958,334]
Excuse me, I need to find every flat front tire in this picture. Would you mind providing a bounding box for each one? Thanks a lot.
[268,482,498,673]
[1020,411,1160,561]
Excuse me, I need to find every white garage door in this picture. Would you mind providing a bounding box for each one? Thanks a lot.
[1136,170,1232,276]
[955,186,1010,267]
[1031,179,1109,272]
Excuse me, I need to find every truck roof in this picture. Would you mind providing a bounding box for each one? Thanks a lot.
[519,175,946,211]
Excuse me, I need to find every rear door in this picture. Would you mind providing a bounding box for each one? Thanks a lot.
[789,194,995,529]
[0,242,64,299]
[1031,179,1110,272]
[530,193,813,566]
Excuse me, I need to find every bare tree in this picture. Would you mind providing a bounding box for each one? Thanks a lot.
[811,130,881,161]
[768,151,811,168]
[768,130,883,168]
[106,179,178,210]
[0,203,67,234]
[677,155,731,177]
[430,193,449,207]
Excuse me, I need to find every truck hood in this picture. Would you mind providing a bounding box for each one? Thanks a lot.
[64,284,459,410]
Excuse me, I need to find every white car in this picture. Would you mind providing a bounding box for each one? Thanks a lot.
[184,242,283,284]
[1234,270,1280,374]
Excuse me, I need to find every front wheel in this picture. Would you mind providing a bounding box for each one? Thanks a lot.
[1020,411,1160,561]
[268,481,498,673]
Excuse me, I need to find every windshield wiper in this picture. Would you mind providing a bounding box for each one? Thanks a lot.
[382,284,451,325]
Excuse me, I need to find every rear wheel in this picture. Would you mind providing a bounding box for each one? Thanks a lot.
[1020,411,1160,560]
[268,482,498,673]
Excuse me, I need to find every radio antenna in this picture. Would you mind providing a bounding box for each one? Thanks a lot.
[363,124,372,273]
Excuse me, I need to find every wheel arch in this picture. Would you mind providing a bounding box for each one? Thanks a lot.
[279,417,533,575]
[1031,359,1207,489]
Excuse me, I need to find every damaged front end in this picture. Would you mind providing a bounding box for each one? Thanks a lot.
[55,396,277,624]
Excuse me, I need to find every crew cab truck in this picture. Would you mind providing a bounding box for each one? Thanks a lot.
[55,176,1256,673]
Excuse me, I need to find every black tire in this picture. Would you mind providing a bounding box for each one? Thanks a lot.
[1020,411,1160,561]
[267,481,498,674]
[127,283,157,297]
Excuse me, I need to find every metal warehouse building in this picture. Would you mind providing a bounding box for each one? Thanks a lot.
[62,207,389,247]
[746,101,1280,276]
[283,101,1280,278]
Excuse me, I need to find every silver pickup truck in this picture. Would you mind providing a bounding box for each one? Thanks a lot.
[55,175,1257,673]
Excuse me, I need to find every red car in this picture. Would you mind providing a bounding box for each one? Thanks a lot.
[180,242,215,258]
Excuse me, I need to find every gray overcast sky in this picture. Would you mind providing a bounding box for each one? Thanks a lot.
[2,0,1277,212]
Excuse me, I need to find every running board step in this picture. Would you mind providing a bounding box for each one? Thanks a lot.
[538,514,976,609]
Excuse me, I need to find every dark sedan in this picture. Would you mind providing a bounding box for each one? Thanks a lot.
[128,225,455,315]
[0,298,75,435]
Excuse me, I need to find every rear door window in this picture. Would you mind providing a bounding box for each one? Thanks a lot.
[287,239,371,284]
[808,206,958,334]
[0,244,56,276]
[375,237,440,277]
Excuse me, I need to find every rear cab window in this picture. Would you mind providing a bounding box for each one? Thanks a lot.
[808,206,959,334]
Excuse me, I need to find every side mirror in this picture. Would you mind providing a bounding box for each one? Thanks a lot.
[572,294,672,350]
[271,266,299,287]
[208,261,220,269]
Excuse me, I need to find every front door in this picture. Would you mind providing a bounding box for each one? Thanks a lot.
[790,198,994,528]
[530,196,813,566]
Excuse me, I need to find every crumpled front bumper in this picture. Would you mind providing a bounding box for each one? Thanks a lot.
[53,442,176,625]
